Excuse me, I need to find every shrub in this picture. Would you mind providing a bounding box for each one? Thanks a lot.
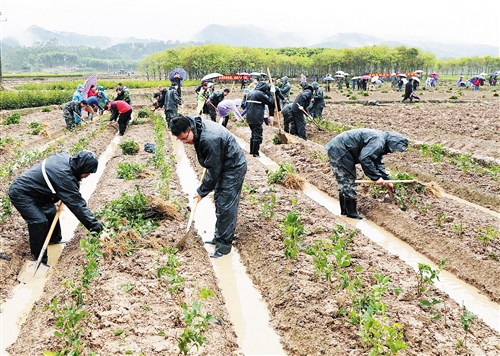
[350,95,357,100]
[27,121,43,135]
[3,112,21,125]
[116,162,146,180]
[41,107,52,112]
[449,95,458,100]
[120,140,140,155]
[137,109,150,118]
[494,93,499,97]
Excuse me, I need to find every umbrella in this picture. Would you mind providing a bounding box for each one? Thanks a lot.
[360,75,371,80]
[250,72,266,77]
[415,70,424,73]
[335,74,345,78]
[391,73,396,76]
[472,75,485,80]
[237,72,250,76]
[335,70,345,75]
[169,68,187,83]
[412,77,420,82]
[397,73,407,77]
[351,76,360,80]
[371,75,380,82]
[201,73,223,82]
[479,72,487,76]
[323,77,335,81]
[82,75,97,100]
[430,73,439,77]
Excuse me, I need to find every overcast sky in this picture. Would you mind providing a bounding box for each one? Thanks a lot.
[1,0,499,47]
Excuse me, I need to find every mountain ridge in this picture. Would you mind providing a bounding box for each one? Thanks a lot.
[2,25,498,59]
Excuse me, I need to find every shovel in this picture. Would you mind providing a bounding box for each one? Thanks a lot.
[18,203,64,283]
[297,104,322,131]
[266,68,289,144]
[176,168,207,249]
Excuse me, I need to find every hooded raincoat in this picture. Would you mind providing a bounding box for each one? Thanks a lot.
[185,115,247,254]
[309,81,325,118]
[72,84,84,102]
[8,151,103,261]
[325,129,408,199]
[290,82,313,140]
[280,76,291,101]
[245,82,274,153]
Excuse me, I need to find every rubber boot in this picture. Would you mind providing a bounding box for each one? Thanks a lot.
[28,222,49,263]
[249,142,255,155]
[222,116,229,127]
[253,142,260,158]
[339,192,347,216]
[344,197,366,220]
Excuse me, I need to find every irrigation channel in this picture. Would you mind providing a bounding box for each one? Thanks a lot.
[171,137,285,355]
[0,137,121,355]
[247,139,500,334]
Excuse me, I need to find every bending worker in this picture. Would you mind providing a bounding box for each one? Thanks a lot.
[8,151,104,265]
[170,115,247,258]
[325,128,409,220]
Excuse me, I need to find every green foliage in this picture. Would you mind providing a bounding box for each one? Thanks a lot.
[272,134,282,144]
[157,246,185,294]
[417,259,445,298]
[0,136,14,147]
[437,213,446,228]
[3,112,21,125]
[0,90,72,110]
[282,201,304,260]
[120,140,140,155]
[452,222,466,236]
[42,106,52,112]
[69,136,90,155]
[27,121,44,135]
[419,143,445,162]
[260,193,277,220]
[116,162,146,180]
[475,225,498,248]
[118,282,135,293]
[266,162,295,184]
[95,186,160,236]
[350,95,358,100]
[0,194,14,222]
[137,108,150,118]
[457,305,476,349]
[177,287,216,355]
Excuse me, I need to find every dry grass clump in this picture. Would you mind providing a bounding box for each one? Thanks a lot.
[102,229,161,260]
[146,196,181,220]
[284,174,306,190]
[39,129,51,139]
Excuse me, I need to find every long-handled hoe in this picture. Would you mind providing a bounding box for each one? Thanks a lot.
[176,168,207,249]
[18,203,64,283]
[267,68,291,144]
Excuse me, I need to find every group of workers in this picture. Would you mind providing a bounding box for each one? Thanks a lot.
[9,74,408,266]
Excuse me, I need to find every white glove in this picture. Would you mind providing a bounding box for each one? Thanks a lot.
[270,86,276,93]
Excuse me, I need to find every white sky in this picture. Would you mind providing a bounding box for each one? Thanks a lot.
[1,0,499,47]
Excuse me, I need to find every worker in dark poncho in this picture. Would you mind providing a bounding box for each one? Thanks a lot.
[170,115,247,258]
[8,150,103,265]
[325,129,409,220]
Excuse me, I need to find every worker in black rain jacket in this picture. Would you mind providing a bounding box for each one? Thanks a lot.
[290,81,313,140]
[8,150,103,265]
[170,115,247,258]
[325,129,408,220]
[245,81,274,157]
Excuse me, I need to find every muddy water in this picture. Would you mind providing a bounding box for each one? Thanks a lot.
[252,145,500,333]
[171,137,285,355]
[0,137,121,355]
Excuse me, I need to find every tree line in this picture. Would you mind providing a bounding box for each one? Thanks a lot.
[138,44,500,80]
[2,39,499,79]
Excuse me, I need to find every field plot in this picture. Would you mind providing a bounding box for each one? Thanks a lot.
[1,82,499,355]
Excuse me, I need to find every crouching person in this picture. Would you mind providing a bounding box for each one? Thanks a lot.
[63,99,87,130]
[8,151,103,265]
[325,129,408,220]
[170,115,247,258]
[104,100,132,136]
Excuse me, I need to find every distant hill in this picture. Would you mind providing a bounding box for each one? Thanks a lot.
[2,25,498,59]
[2,25,153,48]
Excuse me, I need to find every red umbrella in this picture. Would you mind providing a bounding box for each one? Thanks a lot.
[430,73,439,78]
[82,75,98,100]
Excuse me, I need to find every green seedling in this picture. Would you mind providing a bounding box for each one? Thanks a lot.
[3,112,20,125]
[282,207,304,260]
[417,260,445,298]
[437,213,446,228]
[27,121,44,135]
[260,193,277,220]
[476,226,498,250]
[452,222,466,236]
[116,162,146,180]
[177,287,216,355]
[118,282,135,293]
[266,162,295,185]
[457,305,476,349]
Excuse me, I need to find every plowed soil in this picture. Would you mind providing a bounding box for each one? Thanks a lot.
[2,78,499,355]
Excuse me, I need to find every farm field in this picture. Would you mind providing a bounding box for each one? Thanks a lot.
[1,77,499,355]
